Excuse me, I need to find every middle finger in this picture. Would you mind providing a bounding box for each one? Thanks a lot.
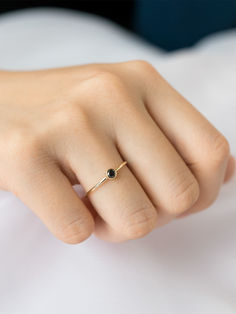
[113,103,200,225]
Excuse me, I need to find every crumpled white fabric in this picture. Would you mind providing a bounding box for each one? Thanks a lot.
[0,8,235,314]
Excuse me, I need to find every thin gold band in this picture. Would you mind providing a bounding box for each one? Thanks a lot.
[85,161,127,197]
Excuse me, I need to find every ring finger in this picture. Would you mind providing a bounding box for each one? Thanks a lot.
[66,131,158,241]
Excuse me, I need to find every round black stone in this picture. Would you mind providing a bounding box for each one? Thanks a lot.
[107,168,116,179]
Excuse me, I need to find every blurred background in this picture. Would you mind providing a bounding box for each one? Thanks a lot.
[1,0,236,51]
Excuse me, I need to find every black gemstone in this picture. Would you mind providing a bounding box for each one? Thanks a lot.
[107,168,116,179]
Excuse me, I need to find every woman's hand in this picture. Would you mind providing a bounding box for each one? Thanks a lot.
[0,61,234,243]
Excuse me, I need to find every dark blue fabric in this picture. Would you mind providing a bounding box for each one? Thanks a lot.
[134,0,236,51]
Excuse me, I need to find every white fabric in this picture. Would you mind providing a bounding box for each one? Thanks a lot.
[0,8,235,314]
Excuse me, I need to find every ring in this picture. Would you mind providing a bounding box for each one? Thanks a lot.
[85,161,128,197]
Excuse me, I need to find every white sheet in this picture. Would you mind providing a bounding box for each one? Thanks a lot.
[0,8,235,314]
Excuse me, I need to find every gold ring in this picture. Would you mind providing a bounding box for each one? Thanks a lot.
[85,161,127,197]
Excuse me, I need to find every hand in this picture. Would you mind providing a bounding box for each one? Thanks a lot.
[0,61,234,243]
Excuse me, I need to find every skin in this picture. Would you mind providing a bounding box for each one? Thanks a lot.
[0,60,234,244]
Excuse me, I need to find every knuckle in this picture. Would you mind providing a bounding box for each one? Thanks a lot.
[125,59,157,75]
[53,102,90,132]
[83,71,134,112]
[202,193,219,210]
[208,134,230,166]
[195,184,222,212]
[122,204,158,239]
[80,70,134,126]
[7,128,42,163]
[57,216,94,244]
[128,59,153,70]
[168,174,200,215]
[2,127,50,189]
[88,71,124,94]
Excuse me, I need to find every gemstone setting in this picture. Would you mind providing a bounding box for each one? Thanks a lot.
[106,168,117,179]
